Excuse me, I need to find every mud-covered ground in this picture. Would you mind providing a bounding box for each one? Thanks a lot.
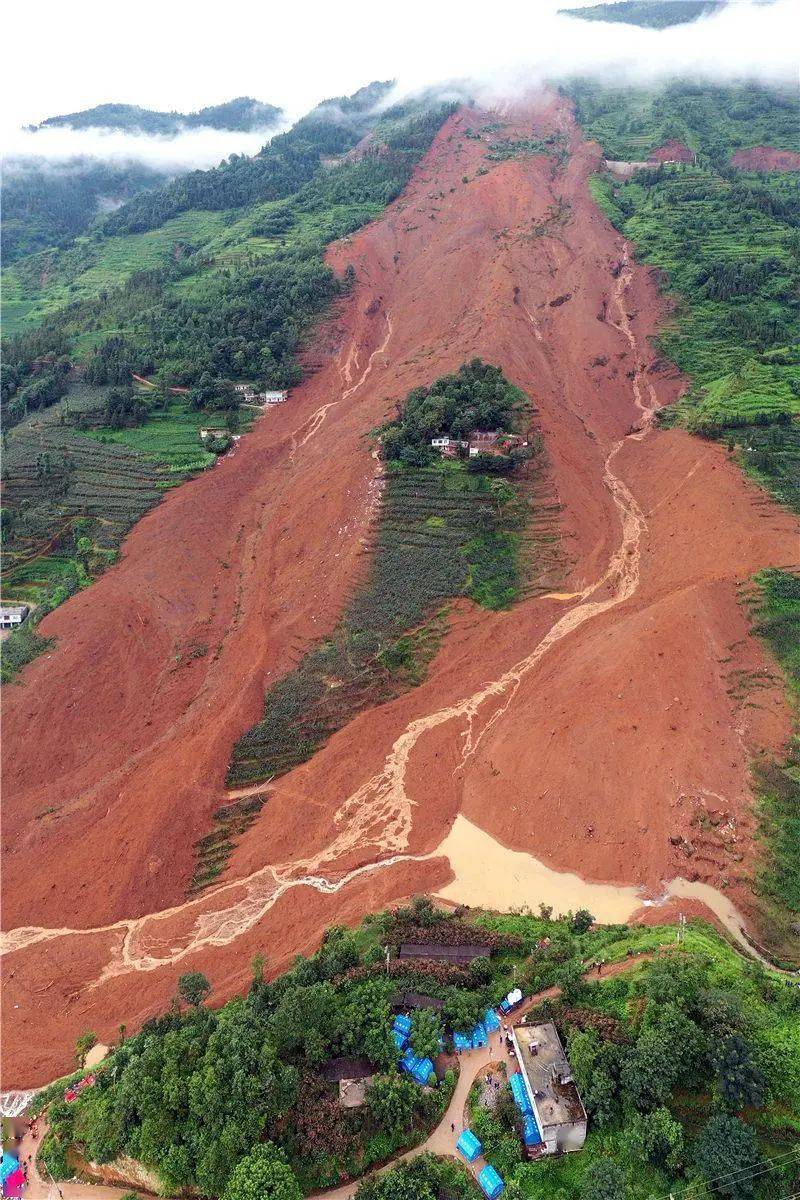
[3,92,797,1087]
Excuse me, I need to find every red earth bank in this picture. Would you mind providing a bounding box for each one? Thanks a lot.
[730,145,800,171]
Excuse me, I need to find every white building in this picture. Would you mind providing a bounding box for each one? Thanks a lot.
[0,605,30,630]
[512,1021,588,1155]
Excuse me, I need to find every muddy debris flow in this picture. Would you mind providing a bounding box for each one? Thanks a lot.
[2,94,798,1087]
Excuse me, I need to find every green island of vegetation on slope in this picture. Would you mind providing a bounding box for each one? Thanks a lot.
[37,900,800,1200]
[0,89,458,684]
[224,361,558,816]
[568,80,800,512]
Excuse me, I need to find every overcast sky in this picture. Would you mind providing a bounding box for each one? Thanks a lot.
[3,0,797,158]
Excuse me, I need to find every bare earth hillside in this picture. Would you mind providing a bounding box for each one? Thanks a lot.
[3,93,798,1087]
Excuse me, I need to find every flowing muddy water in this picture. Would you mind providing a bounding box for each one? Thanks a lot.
[434,815,775,967]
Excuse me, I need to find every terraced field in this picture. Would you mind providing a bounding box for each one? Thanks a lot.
[1,389,216,610]
[226,457,562,792]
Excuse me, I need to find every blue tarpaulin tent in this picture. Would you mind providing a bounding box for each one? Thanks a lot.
[510,1071,532,1114]
[470,1021,488,1048]
[478,1165,505,1198]
[400,1049,435,1085]
[411,1056,435,1085]
[392,1029,407,1052]
[523,1114,542,1146]
[393,1014,412,1036]
[484,1008,501,1033]
[0,1156,18,1187]
[453,1031,472,1051]
[456,1129,483,1162]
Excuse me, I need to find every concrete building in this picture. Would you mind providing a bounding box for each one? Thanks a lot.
[0,605,30,630]
[511,1021,587,1155]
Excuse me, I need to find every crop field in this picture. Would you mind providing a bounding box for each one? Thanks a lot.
[570,80,800,162]
[82,402,217,472]
[745,570,800,957]
[227,458,561,796]
[1,389,216,611]
[1,209,231,331]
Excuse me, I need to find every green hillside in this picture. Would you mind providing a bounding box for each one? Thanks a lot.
[1,87,456,681]
[561,0,724,28]
[572,81,800,511]
[36,96,282,134]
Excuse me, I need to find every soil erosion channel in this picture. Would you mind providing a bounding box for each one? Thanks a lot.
[2,95,797,1087]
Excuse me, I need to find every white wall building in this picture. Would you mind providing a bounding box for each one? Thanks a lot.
[511,1021,588,1155]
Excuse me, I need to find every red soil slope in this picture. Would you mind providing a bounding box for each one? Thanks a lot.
[647,139,694,163]
[3,93,798,1087]
[731,145,800,171]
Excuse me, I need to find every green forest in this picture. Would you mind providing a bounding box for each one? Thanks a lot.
[37,902,800,1200]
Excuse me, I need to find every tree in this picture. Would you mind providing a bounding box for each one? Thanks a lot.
[221,1143,301,1200]
[410,1008,442,1061]
[572,909,595,934]
[627,1106,684,1172]
[366,1073,418,1134]
[693,1114,760,1200]
[556,958,585,1005]
[580,1157,627,1200]
[74,1030,97,1066]
[568,1028,620,1127]
[443,988,484,1033]
[177,972,211,1007]
[712,1035,765,1110]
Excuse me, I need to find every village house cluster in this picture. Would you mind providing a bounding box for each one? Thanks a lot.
[233,383,288,406]
[431,430,528,459]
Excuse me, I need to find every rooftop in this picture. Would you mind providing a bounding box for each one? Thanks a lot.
[513,1021,586,1129]
[397,942,492,963]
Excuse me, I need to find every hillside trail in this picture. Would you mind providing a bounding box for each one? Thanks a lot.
[3,95,799,1087]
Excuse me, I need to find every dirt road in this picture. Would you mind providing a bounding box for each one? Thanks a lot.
[14,957,651,1200]
[3,94,798,1086]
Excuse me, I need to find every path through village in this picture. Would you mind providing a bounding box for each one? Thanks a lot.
[16,956,652,1200]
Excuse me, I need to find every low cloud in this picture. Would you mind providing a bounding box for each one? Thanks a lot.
[385,0,798,105]
[2,123,287,172]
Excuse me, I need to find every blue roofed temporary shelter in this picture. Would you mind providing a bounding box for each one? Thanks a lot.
[393,1014,412,1036]
[523,1114,542,1146]
[400,1048,417,1072]
[471,1021,488,1048]
[456,1129,483,1162]
[411,1056,435,1085]
[478,1164,505,1198]
[453,1031,472,1051]
[0,1156,18,1187]
[484,1008,501,1033]
[510,1071,532,1114]
[392,1029,407,1052]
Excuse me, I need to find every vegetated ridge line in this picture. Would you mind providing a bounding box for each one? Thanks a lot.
[1,246,675,980]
